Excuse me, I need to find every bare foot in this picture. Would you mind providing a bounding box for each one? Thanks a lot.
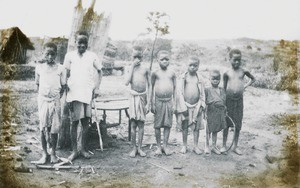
[180,146,187,154]
[162,147,172,156]
[220,147,228,155]
[154,147,162,156]
[137,148,146,157]
[204,146,211,155]
[129,148,137,158]
[211,146,221,155]
[193,147,203,155]
[232,148,243,155]
[50,154,59,164]
[68,151,79,161]
[80,150,91,159]
[31,154,48,164]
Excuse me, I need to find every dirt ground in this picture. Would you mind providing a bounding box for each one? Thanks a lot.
[0,72,299,187]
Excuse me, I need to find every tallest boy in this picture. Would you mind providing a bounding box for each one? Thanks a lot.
[64,31,102,161]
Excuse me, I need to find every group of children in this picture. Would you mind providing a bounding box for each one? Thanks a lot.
[127,47,255,157]
[34,39,255,164]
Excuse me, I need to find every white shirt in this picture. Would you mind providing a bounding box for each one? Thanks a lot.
[64,50,102,104]
[35,63,66,101]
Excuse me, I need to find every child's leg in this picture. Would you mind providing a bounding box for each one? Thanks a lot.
[162,127,172,155]
[193,128,202,155]
[211,132,221,155]
[80,117,91,158]
[50,133,59,163]
[68,120,79,161]
[180,120,188,154]
[129,120,138,157]
[232,130,242,155]
[205,132,211,154]
[154,128,162,155]
[137,121,146,157]
[34,129,49,164]
[220,127,229,153]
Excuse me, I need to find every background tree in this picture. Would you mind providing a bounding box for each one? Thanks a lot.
[146,11,170,70]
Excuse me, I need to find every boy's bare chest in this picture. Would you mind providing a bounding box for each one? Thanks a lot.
[185,75,198,84]
[228,70,244,80]
[133,67,147,77]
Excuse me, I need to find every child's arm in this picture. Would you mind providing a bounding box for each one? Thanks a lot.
[35,65,40,91]
[244,70,255,89]
[60,68,67,98]
[93,57,103,99]
[223,72,229,91]
[150,72,156,113]
[172,72,177,110]
[125,59,140,86]
[199,82,206,110]
[125,64,134,86]
[146,68,151,113]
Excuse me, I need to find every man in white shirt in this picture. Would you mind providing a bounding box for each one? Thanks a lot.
[64,31,102,161]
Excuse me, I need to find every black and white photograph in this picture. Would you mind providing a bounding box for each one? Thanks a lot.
[0,0,299,187]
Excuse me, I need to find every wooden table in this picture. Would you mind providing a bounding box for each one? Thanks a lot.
[93,98,131,141]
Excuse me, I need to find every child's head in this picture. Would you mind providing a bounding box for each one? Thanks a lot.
[229,49,242,69]
[132,46,143,62]
[43,42,57,64]
[187,56,200,74]
[76,31,89,54]
[157,50,170,70]
[209,69,221,87]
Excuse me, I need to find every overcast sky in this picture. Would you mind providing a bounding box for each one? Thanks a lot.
[0,0,299,40]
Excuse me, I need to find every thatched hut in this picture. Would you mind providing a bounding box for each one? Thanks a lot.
[0,27,34,64]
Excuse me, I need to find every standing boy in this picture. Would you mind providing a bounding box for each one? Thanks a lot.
[221,49,255,155]
[64,31,102,161]
[176,56,206,155]
[150,50,176,156]
[34,42,66,164]
[126,46,151,157]
[205,69,227,155]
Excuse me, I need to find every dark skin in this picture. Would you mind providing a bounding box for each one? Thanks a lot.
[33,47,66,164]
[150,53,176,156]
[180,59,202,155]
[126,51,151,157]
[204,72,223,155]
[67,34,102,161]
[221,53,255,155]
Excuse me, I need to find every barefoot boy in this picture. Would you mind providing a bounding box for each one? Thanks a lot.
[176,56,205,155]
[64,31,102,161]
[205,70,226,155]
[150,50,176,156]
[126,46,151,157]
[221,49,255,155]
[34,42,66,164]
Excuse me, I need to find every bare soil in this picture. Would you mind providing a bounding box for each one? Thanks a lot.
[1,74,299,188]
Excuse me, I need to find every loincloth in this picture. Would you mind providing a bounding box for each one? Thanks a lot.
[226,96,243,130]
[154,96,173,129]
[38,96,61,134]
[207,101,226,133]
[129,90,147,122]
[177,102,204,131]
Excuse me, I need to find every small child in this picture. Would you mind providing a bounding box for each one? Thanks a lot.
[176,56,206,155]
[34,42,66,164]
[204,69,227,155]
[150,50,176,156]
[221,49,255,155]
[125,46,151,157]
